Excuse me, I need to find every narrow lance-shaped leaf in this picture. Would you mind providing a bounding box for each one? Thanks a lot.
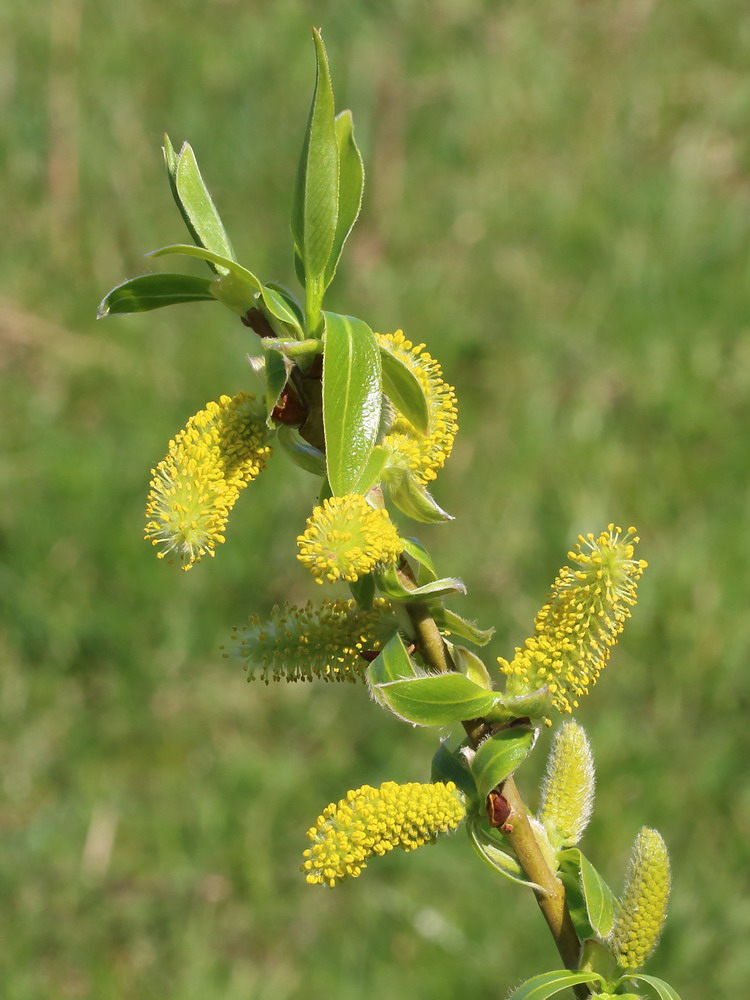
[97,273,216,317]
[385,468,453,523]
[375,564,466,603]
[623,975,682,1000]
[507,970,606,1000]
[322,312,381,495]
[578,851,617,937]
[558,848,617,939]
[146,244,261,290]
[379,343,429,433]
[163,137,236,272]
[324,109,364,289]
[292,28,338,331]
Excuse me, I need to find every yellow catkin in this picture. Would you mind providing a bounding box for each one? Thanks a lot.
[296,494,403,584]
[611,827,671,970]
[226,598,397,684]
[144,393,271,570]
[302,781,466,887]
[377,330,458,485]
[498,525,647,713]
[538,721,595,848]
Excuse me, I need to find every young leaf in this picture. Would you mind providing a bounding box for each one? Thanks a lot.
[467,818,543,890]
[401,536,438,581]
[558,848,617,939]
[452,645,493,690]
[322,312,382,495]
[431,741,478,803]
[348,573,376,611]
[507,970,606,1000]
[146,244,261,291]
[374,565,466,603]
[470,727,536,801]
[367,631,418,686]
[97,273,216,317]
[502,686,554,721]
[263,349,292,424]
[164,139,236,271]
[379,342,429,433]
[324,109,364,289]
[623,974,682,1000]
[351,446,388,495]
[432,607,495,646]
[578,851,617,937]
[292,28,339,328]
[371,672,500,727]
[385,469,453,522]
[558,853,595,940]
[260,284,305,338]
[276,426,326,476]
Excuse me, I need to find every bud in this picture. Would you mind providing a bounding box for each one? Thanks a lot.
[227,598,397,683]
[538,721,595,849]
[610,827,671,970]
[498,525,647,713]
[296,494,402,584]
[377,330,458,485]
[302,781,466,887]
[144,393,271,570]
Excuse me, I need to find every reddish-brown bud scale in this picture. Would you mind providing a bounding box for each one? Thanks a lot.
[487,790,512,829]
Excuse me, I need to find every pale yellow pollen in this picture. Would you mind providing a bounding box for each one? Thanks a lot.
[302,781,466,887]
[297,494,403,584]
[498,526,647,713]
[144,393,271,570]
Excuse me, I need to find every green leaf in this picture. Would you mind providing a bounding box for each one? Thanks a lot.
[260,284,305,338]
[623,974,682,1000]
[324,109,365,289]
[164,139,235,272]
[507,970,605,1000]
[276,426,326,476]
[401,537,438,581]
[321,312,382,495]
[385,469,453,522]
[431,741,478,804]
[210,274,257,315]
[264,349,292,425]
[467,817,543,890]
[292,28,339,330]
[367,631,417,686]
[470,727,536,801]
[348,573,375,611]
[502,686,554,720]
[558,852,595,940]
[374,565,466,603]
[265,283,305,322]
[351,446,388,495]
[147,244,261,291]
[432,607,495,646]
[379,342,430,433]
[97,273,216,317]
[578,851,617,937]
[371,672,501,727]
[452,645,493,689]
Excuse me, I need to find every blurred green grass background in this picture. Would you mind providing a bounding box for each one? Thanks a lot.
[2,1,749,997]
